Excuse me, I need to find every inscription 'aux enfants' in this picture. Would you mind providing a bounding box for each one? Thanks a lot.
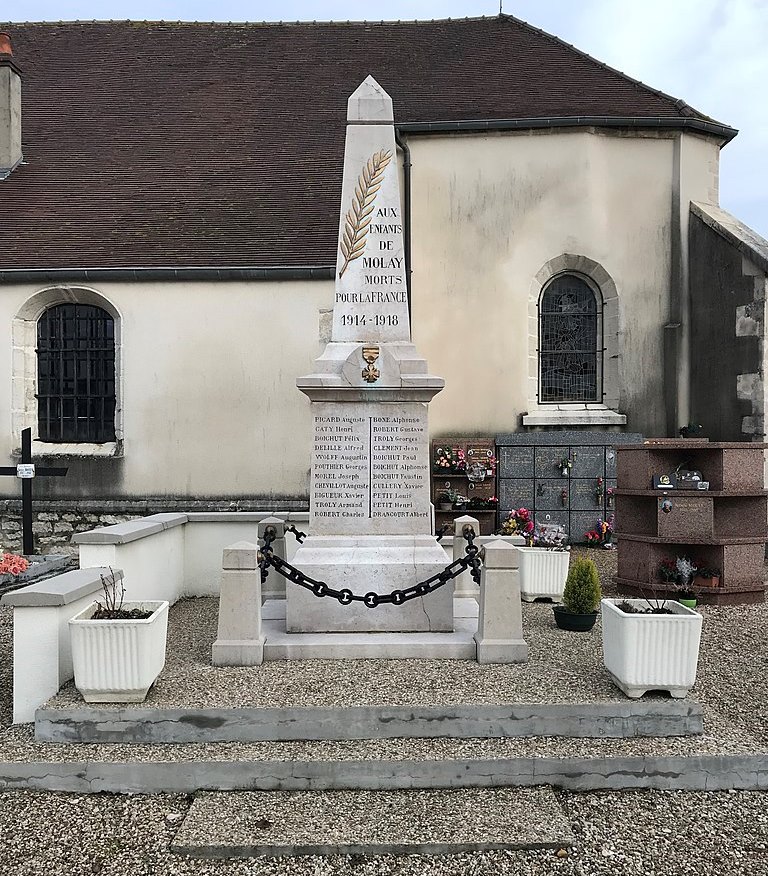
[336,149,407,314]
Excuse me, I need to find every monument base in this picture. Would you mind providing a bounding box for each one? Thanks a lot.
[286,535,454,632]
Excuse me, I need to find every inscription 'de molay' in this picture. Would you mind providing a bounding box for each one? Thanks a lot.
[312,412,429,520]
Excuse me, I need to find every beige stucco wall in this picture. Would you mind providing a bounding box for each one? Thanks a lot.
[0,128,723,498]
[0,279,329,498]
[408,128,716,439]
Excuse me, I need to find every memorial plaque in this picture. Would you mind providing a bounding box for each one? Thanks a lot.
[533,510,568,531]
[499,446,533,479]
[534,446,569,479]
[311,402,431,536]
[605,447,618,478]
[570,446,604,479]
[499,478,534,511]
[533,479,569,511]
[570,478,604,511]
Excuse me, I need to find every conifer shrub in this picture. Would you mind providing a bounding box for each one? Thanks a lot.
[563,556,602,615]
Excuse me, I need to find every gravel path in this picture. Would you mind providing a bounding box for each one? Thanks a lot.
[1,548,767,873]
[1,788,767,875]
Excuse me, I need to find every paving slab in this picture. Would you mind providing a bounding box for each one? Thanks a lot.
[170,787,573,857]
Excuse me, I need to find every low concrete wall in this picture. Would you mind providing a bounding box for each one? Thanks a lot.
[2,567,119,723]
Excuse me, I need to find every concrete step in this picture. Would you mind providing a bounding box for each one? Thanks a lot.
[169,787,573,858]
[35,700,704,743]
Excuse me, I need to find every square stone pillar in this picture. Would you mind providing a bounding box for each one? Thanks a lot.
[212,541,265,666]
[474,539,528,664]
[452,514,480,598]
[258,516,286,600]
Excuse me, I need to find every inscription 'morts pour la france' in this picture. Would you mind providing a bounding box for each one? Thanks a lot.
[331,78,411,344]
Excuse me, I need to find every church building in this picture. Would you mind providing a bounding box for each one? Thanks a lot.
[0,16,766,545]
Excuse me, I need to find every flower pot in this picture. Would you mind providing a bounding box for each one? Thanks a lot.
[438,503,452,511]
[69,600,169,703]
[693,575,720,589]
[601,598,702,699]
[518,547,569,601]
[552,604,597,632]
[678,597,697,609]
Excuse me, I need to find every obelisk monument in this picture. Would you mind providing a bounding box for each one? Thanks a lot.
[290,76,449,633]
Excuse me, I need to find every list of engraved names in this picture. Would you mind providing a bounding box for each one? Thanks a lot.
[312,410,429,520]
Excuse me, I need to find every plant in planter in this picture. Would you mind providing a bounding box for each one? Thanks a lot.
[674,587,698,609]
[510,516,570,601]
[602,594,703,698]
[69,568,169,703]
[693,566,721,590]
[553,556,601,631]
[436,490,454,511]
[452,492,469,510]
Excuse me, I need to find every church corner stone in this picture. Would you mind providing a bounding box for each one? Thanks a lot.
[291,78,448,634]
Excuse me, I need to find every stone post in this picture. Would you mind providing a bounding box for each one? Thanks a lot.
[474,539,528,664]
[453,514,480,598]
[258,516,286,600]
[212,541,265,666]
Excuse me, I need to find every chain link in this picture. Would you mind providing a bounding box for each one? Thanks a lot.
[258,524,481,607]
[284,524,307,544]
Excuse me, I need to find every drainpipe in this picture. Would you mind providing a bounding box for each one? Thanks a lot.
[394,128,412,332]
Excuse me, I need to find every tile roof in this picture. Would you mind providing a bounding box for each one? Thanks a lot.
[0,17,730,271]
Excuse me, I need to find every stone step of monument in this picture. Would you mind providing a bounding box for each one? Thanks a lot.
[169,787,573,858]
[34,700,704,743]
[4,749,768,795]
[260,596,479,659]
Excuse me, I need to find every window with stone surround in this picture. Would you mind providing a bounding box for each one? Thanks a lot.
[524,254,624,428]
[13,287,123,456]
[539,274,600,403]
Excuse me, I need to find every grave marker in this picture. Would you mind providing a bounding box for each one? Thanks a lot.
[0,428,68,554]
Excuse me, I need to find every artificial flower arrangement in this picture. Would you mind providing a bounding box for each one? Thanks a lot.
[584,515,615,548]
[0,552,30,576]
[498,507,535,539]
[433,446,455,472]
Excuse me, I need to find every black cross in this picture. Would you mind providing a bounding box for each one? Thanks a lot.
[0,428,68,555]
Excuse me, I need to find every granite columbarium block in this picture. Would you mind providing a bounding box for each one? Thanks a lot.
[290,76,448,632]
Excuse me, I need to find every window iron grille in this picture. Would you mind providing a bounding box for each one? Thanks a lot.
[538,275,601,403]
[36,303,116,443]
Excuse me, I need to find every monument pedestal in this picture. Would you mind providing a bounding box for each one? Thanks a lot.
[286,535,453,632]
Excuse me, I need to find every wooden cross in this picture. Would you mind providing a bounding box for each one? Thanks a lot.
[0,428,68,555]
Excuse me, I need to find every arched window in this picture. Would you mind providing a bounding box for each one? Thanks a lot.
[36,303,116,442]
[539,274,601,403]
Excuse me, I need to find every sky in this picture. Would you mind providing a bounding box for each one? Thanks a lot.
[4,0,767,238]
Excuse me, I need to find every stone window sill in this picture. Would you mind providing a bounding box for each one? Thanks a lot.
[522,407,627,427]
[29,441,123,459]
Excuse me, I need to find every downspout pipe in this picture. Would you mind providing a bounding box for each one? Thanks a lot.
[394,128,412,331]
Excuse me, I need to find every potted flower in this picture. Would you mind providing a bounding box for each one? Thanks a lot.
[69,568,169,703]
[436,490,454,511]
[693,566,721,589]
[601,594,702,698]
[553,556,601,631]
[674,587,697,609]
[452,492,469,510]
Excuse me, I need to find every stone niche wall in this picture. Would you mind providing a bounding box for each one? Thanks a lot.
[0,497,308,556]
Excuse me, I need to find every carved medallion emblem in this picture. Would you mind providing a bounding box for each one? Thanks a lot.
[361,345,380,383]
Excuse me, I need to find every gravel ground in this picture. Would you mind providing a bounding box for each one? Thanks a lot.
[1,788,768,875]
[1,548,767,873]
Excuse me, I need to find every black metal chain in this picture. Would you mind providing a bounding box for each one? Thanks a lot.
[284,524,306,544]
[258,524,481,608]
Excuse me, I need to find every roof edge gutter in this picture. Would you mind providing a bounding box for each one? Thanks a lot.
[0,265,336,284]
[398,116,738,143]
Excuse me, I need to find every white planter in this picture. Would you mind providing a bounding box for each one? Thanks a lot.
[601,598,703,699]
[517,547,569,601]
[69,601,169,703]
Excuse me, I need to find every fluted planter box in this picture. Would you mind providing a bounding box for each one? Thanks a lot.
[517,547,570,601]
[601,598,702,699]
[69,601,169,703]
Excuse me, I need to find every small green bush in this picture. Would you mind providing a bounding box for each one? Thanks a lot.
[563,557,602,614]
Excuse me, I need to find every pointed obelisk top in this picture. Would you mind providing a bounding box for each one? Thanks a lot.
[347,75,394,124]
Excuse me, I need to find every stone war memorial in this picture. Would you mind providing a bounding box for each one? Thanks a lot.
[290,75,451,635]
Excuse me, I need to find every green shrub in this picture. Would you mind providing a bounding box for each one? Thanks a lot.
[563,557,602,614]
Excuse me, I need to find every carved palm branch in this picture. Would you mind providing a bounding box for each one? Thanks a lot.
[338,148,392,278]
